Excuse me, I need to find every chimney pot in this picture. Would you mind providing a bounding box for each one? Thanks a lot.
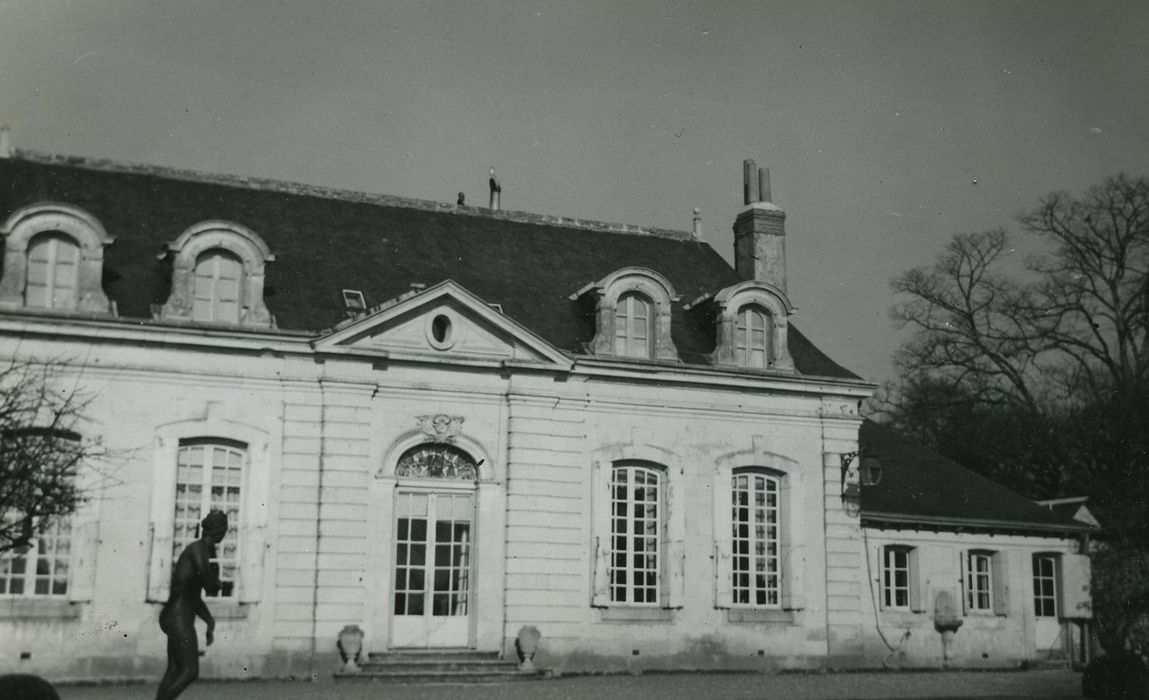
[742,159,759,205]
[759,168,771,203]
[457,192,466,206]
[488,167,502,210]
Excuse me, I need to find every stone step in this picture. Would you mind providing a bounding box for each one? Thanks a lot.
[361,659,518,673]
[334,668,542,684]
[367,649,502,663]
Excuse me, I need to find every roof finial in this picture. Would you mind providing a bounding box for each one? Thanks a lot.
[692,207,702,237]
[0,126,12,159]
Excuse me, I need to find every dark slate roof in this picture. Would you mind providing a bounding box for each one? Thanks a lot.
[0,152,859,380]
[859,420,1086,534]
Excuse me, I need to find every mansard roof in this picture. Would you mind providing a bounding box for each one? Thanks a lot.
[0,152,859,380]
[860,420,1088,535]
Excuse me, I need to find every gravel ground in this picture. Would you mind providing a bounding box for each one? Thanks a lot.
[58,669,1082,700]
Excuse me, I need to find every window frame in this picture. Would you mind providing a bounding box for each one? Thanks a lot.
[156,220,275,328]
[703,280,794,372]
[576,267,680,362]
[729,468,782,609]
[965,550,994,613]
[614,292,655,359]
[173,438,247,599]
[1033,553,1060,618]
[0,517,72,598]
[0,202,115,314]
[881,545,914,611]
[147,412,270,606]
[590,444,686,616]
[607,461,664,606]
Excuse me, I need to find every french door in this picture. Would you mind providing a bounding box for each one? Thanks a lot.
[391,490,474,647]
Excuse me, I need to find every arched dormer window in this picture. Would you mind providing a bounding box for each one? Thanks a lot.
[570,266,679,362]
[158,221,275,328]
[691,280,794,372]
[0,203,115,314]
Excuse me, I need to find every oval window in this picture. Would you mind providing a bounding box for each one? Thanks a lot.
[431,314,452,344]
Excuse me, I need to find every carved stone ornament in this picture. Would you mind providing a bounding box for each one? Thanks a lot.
[416,414,464,442]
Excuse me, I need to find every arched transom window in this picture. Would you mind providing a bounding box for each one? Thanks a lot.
[734,304,774,368]
[26,232,80,310]
[396,444,478,480]
[193,249,243,324]
[615,292,654,359]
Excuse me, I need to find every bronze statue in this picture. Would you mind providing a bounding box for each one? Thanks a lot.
[155,511,228,700]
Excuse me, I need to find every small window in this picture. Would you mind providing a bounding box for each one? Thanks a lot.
[609,462,662,604]
[192,249,243,324]
[966,551,994,612]
[615,292,654,359]
[1033,554,1059,618]
[734,304,774,368]
[25,232,80,310]
[175,439,246,598]
[882,546,912,610]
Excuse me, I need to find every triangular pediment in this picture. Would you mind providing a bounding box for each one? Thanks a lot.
[313,281,573,369]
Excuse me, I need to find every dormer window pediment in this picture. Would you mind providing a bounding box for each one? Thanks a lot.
[702,280,795,372]
[0,203,115,314]
[157,221,275,328]
[571,267,679,362]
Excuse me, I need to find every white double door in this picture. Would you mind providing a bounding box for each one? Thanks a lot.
[391,490,474,648]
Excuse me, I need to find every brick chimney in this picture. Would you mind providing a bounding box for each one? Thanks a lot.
[733,159,787,292]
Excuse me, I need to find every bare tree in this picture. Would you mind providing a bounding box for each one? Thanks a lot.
[880,175,1149,530]
[0,361,102,554]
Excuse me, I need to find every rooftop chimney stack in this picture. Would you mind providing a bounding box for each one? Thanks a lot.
[733,158,787,292]
[489,168,502,210]
[0,126,11,159]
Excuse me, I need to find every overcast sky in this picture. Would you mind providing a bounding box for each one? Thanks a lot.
[2,1,1147,383]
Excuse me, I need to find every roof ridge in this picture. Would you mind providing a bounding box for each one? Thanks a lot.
[10,148,697,242]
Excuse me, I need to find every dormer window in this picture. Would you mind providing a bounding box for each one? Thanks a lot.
[689,280,794,372]
[735,304,774,368]
[157,221,275,328]
[0,203,115,314]
[570,267,679,362]
[616,291,654,358]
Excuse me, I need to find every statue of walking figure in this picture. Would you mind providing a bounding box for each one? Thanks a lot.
[155,510,228,700]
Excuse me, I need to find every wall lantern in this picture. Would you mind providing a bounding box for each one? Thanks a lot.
[840,451,881,517]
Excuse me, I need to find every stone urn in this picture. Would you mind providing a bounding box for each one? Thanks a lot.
[337,624,365,673]
[515,625,542,673]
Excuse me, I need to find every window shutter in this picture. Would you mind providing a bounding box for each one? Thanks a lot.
[67,517,100,603]
[876,545,887,611]
[782,544,805,610]
[909,548,925,613]
[146,522,174,603]
[992,551,1009,616]
[958,550,969,615]
[1060,553,1092,619]
[238,524,266,604]
[591,461,611,607]
[663,537,685,609]
[714,541,733,608]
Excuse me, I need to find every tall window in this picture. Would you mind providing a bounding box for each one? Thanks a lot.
[882,546,913,610]
[731,470,780,607]
[615,292,654,359]
[0,518,71,597]
[966,551,994,612]
[25,232,80,310]
[609,462,662,604]
[734,304,773,368]
[192,250,242,324]
[174,439,245,598]
[1033,554,1058,617]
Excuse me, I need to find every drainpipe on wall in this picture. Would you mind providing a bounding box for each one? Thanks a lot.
[307,376,328,680]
